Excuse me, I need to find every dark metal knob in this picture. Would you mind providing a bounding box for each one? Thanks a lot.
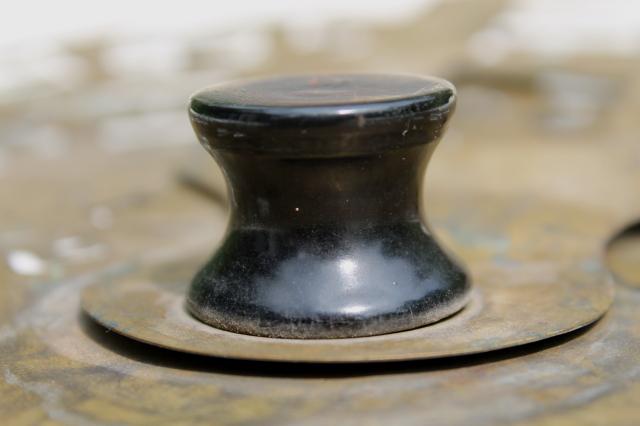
[187,74,470,339]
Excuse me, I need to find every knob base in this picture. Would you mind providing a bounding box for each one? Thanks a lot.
[187,222,470,339]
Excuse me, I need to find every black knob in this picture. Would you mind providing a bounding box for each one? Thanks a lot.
[187,74,470,339]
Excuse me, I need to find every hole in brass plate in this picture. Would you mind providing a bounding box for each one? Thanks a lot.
[606,221,640,288]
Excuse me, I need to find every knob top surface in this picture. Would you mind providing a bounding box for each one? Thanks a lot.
[191,73,453,111]
[189,74,456,157]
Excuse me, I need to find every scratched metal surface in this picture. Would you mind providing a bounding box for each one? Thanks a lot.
[79,190,614,362]
[2,0,640,424]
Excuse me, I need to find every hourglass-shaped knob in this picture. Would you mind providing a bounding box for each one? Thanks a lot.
[187,74,470,339]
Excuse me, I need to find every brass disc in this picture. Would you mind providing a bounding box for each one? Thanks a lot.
[81,194,614,363]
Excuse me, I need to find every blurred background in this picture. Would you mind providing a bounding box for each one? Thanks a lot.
[1,0,639,301]
[2,0,640,155]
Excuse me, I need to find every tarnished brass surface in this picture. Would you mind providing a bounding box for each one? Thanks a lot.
[81,191,613,362]
[0,255,637,425]
[2,0,640,423]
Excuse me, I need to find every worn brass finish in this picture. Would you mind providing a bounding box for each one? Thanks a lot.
[3,0,640,423]
[81,191,613,362]
[0,249,635,425]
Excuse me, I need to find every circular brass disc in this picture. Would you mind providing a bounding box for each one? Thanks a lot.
[81,192,615,363]
[82,259,613,363]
